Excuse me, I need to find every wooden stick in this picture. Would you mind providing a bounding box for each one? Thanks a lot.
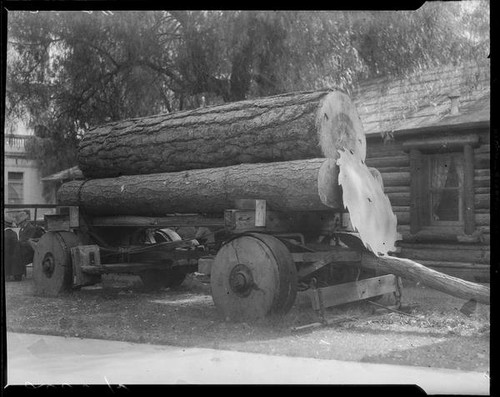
[361,253,490,305]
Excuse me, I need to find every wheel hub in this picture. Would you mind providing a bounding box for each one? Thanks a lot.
[42,253,55,278]
[229,264,254,297]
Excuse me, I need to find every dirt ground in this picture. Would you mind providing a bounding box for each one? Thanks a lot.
[5,268,490,373]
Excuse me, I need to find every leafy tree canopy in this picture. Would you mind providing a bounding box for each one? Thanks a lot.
[6,4,489,177]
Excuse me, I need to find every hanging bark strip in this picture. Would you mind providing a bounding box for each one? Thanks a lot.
[57,158,341,215]
[78,90,366,178]
[337,149,399,255]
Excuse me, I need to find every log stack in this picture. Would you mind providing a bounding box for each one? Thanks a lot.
[62,90,367,216]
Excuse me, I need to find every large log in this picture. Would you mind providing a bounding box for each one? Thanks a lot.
[57,158,341,215]
[399,247,490,264]
[361,253,490,304]
[364,155,410,169]
[78,90,366,178]
[380,171,410,187]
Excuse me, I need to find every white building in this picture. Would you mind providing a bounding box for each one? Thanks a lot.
[4,119,55,222]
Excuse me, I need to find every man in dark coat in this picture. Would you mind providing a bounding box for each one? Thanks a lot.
[4,215,22,281]
[17,212,44,271]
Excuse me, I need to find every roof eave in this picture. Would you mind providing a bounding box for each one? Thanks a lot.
[365,120,490,140]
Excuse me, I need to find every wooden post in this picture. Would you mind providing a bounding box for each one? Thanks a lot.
[409,149,423,234]
[69,206,79,228]
[255,200,267,227]
[463,144,476,235]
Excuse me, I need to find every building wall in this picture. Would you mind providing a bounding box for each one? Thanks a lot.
[365,127,490,282]
[4,132,55,221]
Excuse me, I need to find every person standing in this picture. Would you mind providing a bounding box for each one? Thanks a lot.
[4,214,22,281]
[17,212,44,274]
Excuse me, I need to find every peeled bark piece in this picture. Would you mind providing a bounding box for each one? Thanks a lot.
[58,158,341,215]
[337,149,399,255]
[78,90,366,178]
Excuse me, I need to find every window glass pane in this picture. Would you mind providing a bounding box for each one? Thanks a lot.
[8,172,24,180]
[444,159,459,188]
[430,155,463,189]
[428,154,464,224]
[432,190,460,221]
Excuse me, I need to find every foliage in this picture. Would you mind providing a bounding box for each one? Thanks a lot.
[6,4,489,176]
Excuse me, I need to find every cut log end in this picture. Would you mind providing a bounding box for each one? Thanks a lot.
[317,158,341,208]
[316,91,367,161]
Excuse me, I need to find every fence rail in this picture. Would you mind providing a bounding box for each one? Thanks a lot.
[4,204,59,226]
[4,204,59,209]
[5,134,32,150]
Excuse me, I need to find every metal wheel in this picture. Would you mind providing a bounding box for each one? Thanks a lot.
[247,233,297,314]
[33,231,81,296]
[210,233,297,322]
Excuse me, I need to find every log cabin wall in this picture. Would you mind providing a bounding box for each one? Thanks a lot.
[365,127,490,282]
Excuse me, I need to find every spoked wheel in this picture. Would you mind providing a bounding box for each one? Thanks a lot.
[33,231,81,296]
[210,233,297,322]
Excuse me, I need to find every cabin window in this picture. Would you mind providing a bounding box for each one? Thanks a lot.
[408,138,476,235]
[426,153,464,225]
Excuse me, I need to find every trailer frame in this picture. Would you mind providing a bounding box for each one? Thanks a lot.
[33,201,402,321]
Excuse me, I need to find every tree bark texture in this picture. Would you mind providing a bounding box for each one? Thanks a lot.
[361,253,490,305]
[78,90,366,178]
[58,158,341,215]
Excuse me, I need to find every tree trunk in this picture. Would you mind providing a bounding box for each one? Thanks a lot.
[361,253,490,304]
[78,90,366,178]
[58,158,341,215]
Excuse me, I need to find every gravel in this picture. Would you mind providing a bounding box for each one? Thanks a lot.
[5,271,490,372]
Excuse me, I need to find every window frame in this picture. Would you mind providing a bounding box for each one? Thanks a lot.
[406,133,477,236]
[7,171,24,204]
[426,152,464,227]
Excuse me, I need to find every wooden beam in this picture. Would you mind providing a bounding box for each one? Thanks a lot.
[296,249,361,280]
[409,149,423,234]
[386,192,411,206]
[402,134,480,151]
[397,242,490,251]
[398,247,489,263]
[308,274,399,310]
[463,144,476,234]
[380,172,410,187]
[365,155,409,168]
[81,263,169,274]
[255,200,267,227]
[91,215,225,228]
